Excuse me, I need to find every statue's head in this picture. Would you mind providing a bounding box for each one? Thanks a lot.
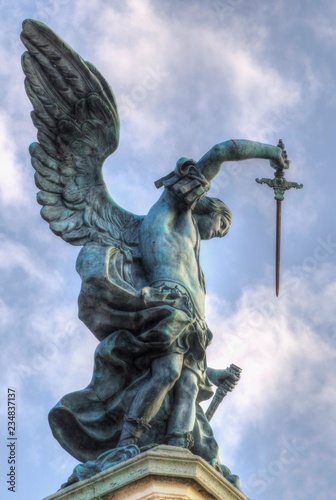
[193,196,232,240]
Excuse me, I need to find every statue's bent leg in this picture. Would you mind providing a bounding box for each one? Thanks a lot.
[118,353,184,446]
[166,367,199,448]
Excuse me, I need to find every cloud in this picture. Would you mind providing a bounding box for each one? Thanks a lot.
[0,113,30,207]
[0,235,64,290]
[304,0,336,46]
[63,0,303,154]
[0,293,97,394]
[205,261,336,467]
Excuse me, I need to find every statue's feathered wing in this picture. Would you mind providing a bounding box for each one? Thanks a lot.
[21,19,143,250]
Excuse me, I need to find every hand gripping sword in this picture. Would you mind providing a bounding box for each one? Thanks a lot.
[256,139,303,296]
[205,364,242,422]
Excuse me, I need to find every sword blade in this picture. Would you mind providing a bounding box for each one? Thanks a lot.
[276,199,282,296]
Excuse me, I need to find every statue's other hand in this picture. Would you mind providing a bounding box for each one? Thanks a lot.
[208,367,240,389]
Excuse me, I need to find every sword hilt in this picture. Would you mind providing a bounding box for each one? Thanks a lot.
[255,139,303,200]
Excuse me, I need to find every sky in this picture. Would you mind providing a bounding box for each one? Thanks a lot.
[0,0,335,499]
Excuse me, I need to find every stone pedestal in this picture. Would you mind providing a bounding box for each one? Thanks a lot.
[43,445,247,500]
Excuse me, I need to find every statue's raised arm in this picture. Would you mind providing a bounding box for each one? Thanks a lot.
[195,139,289,181]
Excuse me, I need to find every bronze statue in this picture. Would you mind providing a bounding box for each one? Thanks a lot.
[21,19,290,489]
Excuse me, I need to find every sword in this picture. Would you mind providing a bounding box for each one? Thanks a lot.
[256,139,303,296]
[205,364,242,422]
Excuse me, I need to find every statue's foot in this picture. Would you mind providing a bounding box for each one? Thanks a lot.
[210,460,242,492]
[167,436,186,447]
[117,416,151,448]
[60,444,140,489]
[139,442,159,452]
[166,431,194,449]
[223,472,242,491]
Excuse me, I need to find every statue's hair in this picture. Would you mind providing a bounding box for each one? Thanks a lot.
[193,196,232,234]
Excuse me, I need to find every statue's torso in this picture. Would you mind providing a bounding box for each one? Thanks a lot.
[139,191,205,318]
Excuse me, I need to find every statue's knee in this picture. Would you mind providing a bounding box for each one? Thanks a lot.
[156,363,181,386]
[167,364,181,385]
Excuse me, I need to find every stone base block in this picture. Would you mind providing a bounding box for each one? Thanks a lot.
[43,445,247,500]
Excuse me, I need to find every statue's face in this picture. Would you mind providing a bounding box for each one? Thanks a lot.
[195,212,229,240]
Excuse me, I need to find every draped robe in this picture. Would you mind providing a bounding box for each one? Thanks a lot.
[48,242,221,465]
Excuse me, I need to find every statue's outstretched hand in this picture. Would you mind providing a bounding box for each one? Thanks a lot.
[271,140,290,171]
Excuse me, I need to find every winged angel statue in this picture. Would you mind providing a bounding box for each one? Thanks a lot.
[21,19,289,489]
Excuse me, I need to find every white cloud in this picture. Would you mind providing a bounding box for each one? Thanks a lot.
[0,235,64,289]
[66,0,303,155]
[0,113,30,206]
[205,262,336,465]
[0,296,96,394]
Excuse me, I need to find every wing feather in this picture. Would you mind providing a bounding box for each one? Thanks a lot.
[21,22,98,99]
[36,191,62,206]
[34,172,63,193]
[41,205,75,222]
[21,19,143,250]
